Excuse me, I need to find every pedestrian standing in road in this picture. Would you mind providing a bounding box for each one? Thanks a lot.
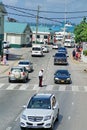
[38,69,44,87]
[72,49,76,59]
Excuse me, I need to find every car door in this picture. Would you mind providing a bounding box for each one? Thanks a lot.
[52,96,58,121]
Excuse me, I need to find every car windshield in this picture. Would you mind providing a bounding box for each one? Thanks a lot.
[27,98,51,109]
[19,61,29,65]
[56,71,69,76]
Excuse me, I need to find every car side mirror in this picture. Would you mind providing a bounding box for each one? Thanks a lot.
[22,105,27,108]
[53,106,56,110]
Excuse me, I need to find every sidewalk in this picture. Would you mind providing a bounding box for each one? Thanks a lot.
[0,47,29,75]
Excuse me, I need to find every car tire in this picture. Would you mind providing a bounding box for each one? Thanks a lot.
[20,127,26,130]
[8,78,11,83]
[50,119,54,130]
[56,109,59,121]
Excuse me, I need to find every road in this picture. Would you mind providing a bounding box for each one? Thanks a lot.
[0,46,87,130]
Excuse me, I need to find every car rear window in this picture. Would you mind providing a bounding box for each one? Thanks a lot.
[19,61,29,65]
[11,68,23,72]
[55,53,66,57]
[32,47,41,51]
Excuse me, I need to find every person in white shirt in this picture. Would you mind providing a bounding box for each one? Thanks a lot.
[38,69,44,87]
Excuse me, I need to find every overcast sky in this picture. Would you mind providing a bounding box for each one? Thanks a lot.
[2,0,87,24]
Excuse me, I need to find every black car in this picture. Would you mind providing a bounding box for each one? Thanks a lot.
[54,69,71,84]
[58,47,67,54]
[54,52,68,65]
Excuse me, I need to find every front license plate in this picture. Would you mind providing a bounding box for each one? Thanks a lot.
[61,80,64,82]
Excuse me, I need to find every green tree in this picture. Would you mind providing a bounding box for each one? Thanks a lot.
[74,17,87,43]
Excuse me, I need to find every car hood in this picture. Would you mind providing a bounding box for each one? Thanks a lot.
[23,109,53,116]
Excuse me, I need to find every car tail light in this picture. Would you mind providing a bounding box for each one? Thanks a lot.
[22,72,25,75]
[8,72,11,75]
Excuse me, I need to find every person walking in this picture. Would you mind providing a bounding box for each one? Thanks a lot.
[38,69,44,87]
[72,49,76,59]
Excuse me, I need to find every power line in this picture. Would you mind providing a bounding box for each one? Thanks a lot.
[3,3,87,24]
[4,4,87,14]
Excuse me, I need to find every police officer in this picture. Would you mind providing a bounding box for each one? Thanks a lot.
[38,69,44,87]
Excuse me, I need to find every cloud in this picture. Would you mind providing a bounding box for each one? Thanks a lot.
[2,0,18,5]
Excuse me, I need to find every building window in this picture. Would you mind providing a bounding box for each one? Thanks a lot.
[44,35,48,39]
[37,35,40,38]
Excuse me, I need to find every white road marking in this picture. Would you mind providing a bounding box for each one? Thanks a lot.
[0,83,4,88]
[19,84,29,90]
[84,86,87,92]
[58,85,66,91]
[1,83,87,93]
[6,127,12,130]
[72,102,74,106]
[6,84,17,90]
[68,116,71,120]
[33,84,40,92]
[72,85,79,91]
[46,85,53,90]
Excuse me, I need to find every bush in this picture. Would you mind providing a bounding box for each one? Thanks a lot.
[83,50,87,56]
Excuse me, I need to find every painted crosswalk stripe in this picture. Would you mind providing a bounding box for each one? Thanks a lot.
[33,84,40,92]
[72,86,79,91]
[58,85,66,91]
[46,85,53,91]
[19,84,29,90]
[6,84,17,90]
[84,86,87,92]
[0,83,4,88]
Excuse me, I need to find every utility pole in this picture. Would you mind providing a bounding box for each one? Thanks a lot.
[63,0,67,43]
[35,5,40,44]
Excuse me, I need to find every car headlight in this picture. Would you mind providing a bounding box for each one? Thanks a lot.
[44,115,51,121]
[21,114,27,120]
[67,78,70,80]
[55,77,59,80]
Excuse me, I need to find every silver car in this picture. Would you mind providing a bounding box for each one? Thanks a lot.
[20,93,59,130]
[8,66,29,83]
[18,60,33,72]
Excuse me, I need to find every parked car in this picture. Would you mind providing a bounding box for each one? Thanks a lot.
[8,66,29,83]
[53,52,68,65]
[18,60,33,72]
[20,93,59,130]
[42,45,49,53]
[54,69,71,84]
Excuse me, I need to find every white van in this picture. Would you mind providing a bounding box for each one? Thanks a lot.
[64,39,75,47]
[31,44,43,57]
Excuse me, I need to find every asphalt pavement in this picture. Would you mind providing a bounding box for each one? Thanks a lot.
[0,47,87,75]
